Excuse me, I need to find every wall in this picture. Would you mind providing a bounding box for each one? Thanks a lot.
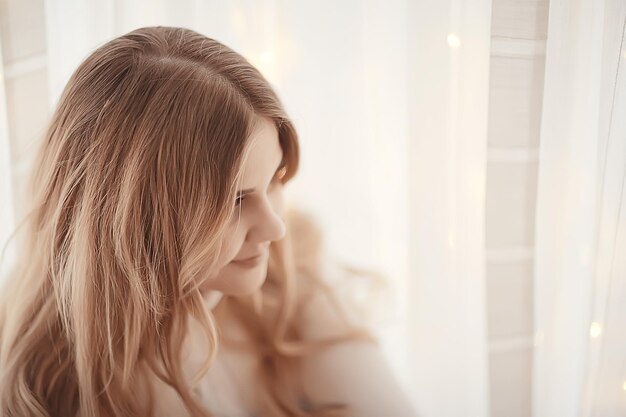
[486,0,549,416]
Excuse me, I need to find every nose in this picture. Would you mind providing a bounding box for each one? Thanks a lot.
[246,195,287,244]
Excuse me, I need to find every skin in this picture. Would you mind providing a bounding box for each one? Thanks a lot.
[199,116,287,299]
[190,116,419,417]
[179,115,287,414]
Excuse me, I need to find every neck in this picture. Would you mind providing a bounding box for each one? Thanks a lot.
[203,290,224,310]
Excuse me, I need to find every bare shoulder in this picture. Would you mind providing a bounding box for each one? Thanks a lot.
[285,209,418,416]
[296,278,418,417]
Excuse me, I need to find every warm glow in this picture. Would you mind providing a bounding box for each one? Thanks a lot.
[447,233,455,249]
[259,50,274,66]
[623,380,626,391]
[589,322,602,339]
[230,7,247,36]
[447,33,461,48]
[249,50,278,84]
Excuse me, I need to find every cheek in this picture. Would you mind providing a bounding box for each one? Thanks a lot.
[218,228,245,266]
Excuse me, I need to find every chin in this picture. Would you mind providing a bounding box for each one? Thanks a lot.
[214,261,269,297]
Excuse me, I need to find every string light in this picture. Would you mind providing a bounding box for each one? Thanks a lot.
[259,50,274,66]
[249,50,277,84]
[230,7,246,36]
[447,33,461,48]
[589,322,602,339]
[447,233,455,249]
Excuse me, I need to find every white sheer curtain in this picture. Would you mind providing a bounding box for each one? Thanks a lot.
[408,1,491,416]
[39,1,493,415]
[532,0,626,416]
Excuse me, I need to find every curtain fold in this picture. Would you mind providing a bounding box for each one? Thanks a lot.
[532,0,626,415]
[407,0,492,415]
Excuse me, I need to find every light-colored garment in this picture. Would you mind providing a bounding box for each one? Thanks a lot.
[180,292,259,417]
[150,291,257,417]
[189,352,255,417]
[150,356,256,417]
[152,254,386,416]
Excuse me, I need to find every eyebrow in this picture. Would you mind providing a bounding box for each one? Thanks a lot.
[236,156,285,198]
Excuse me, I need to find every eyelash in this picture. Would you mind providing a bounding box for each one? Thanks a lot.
[234,170,284,207]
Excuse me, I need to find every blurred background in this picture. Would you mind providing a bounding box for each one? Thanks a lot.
[0,0,625,416]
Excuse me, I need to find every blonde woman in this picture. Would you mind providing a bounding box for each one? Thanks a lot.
[0,26,417,417]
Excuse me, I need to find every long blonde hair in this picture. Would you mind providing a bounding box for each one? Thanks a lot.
[0,26,376,417]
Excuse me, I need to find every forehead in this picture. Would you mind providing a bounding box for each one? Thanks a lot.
[240,117,282,179]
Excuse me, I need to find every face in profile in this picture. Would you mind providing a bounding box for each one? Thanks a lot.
[200,116,287,297]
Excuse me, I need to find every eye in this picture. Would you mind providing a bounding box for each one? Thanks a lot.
[234,165,287,207]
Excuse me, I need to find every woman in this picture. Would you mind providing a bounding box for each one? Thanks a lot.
[0,26,417,417]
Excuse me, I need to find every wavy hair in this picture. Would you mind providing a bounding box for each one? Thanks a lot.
[0,26,377,417]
